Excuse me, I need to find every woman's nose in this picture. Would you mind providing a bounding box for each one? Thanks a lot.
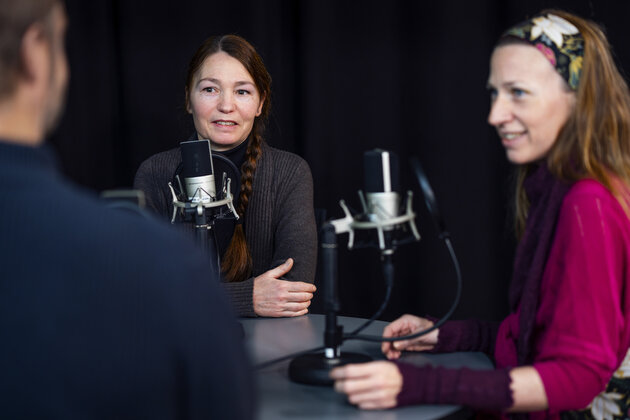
[218,92,235,113]
[487,95,512,127]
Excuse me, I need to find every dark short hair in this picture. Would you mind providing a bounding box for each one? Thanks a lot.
[0,0,59,99]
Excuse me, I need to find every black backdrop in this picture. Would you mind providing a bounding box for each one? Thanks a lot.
[49,0,630,322]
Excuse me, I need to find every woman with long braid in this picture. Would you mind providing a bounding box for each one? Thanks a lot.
[134,35,317,317]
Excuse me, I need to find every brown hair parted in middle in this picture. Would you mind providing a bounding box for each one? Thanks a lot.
[185,34,272,282]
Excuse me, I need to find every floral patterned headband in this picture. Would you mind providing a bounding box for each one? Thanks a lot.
[501,13,584,90]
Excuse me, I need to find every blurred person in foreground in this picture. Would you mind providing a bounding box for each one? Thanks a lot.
[331,10,630,418]
[0,1,253,418]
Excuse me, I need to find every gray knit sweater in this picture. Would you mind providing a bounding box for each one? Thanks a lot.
[133,142,317,317]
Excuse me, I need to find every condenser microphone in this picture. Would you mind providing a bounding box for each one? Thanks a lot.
[363,149,401,225]
[180,139,216,204]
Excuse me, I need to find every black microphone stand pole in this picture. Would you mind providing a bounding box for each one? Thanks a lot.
[288,222,371,386]
[192,204,221,281]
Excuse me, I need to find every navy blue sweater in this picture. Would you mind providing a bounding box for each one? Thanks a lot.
[0,141,254,419]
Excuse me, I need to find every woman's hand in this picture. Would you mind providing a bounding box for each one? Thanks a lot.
[330,361,403,410]
[381,314,439,359]
[253,258,316,317]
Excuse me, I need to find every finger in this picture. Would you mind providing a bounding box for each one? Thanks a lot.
[384,349,401,360]
[287,281,316,293]
[265,258,294,278]
[329,367,344,380]
[348,388,397,407]
[383,321,410,339]
[281,307,308,317]
[280,301,310,312]
[392,340,417,351]
[285,292,313,302]
[357,398,397,410]
[331,363,378,381]
[338,378,379,396]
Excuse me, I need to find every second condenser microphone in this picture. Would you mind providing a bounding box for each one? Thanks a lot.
[363,149,401,225]
[180,139,216,204]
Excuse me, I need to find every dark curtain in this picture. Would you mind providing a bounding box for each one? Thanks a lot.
[49,0,630,322]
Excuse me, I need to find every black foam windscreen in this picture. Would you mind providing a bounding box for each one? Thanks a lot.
[363,149,400,193]
[212,154,241,203]
[180,140,213,178]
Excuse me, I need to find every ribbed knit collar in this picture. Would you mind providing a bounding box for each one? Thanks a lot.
[0,140,59,172]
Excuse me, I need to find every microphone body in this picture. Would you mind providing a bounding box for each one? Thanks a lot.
[180,140,216,204]
[363,149,401,226]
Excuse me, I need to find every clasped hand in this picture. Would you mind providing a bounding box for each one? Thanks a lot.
[253,258,316,317]
[329,314,438,410]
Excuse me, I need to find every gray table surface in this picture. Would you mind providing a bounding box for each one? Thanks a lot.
[241,314,493,420]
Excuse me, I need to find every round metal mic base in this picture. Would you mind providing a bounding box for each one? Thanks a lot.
[288,352,372,386]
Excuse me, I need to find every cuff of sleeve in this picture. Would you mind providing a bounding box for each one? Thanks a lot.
[428,319,475,353]
[221,277,257,317]
[394,361,513,411]
[427,316,499,355]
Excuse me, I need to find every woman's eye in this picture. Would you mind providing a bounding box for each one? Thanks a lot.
[236,89,250,95]
[511,88,526,98]
[487,87,497,101]
[203,87,218,93]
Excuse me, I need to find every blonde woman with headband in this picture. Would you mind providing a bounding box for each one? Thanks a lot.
[331,10,630,418]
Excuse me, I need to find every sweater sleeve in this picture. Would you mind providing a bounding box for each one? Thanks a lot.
[431,319,501,358]
[269,156,317,284]
[533,180,630,410]
[395,362,513,411]
[221,278,256,317]
[133,154,173,218]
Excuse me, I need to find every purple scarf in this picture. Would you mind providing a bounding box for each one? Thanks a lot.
[509,164,570,365]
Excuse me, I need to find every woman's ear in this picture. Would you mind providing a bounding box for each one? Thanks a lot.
[256,95,265,117]
[185,88,192,114]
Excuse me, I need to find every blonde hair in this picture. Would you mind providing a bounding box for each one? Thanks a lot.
[511,10,630,237]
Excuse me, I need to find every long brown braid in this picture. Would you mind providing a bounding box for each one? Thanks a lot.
[185,35,272,282]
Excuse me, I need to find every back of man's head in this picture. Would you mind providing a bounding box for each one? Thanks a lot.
[0,0,59,100]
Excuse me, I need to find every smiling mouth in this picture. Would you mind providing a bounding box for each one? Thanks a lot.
[500,132,526,141]
[214,121,237,126]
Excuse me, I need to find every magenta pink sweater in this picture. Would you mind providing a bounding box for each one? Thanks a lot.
[495,179,630,415]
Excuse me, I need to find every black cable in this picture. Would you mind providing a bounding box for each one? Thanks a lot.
[253,156,462,367]
[253,235,461,369]
[254,345,325,370]
[345,254,395,337]
[344,235,461,343]
[253,256,393,370]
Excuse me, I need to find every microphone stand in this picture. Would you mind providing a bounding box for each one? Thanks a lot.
[168,178,238,282]
[289,189,420,386]
[191,204,221,279]
[288,222,371,386]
